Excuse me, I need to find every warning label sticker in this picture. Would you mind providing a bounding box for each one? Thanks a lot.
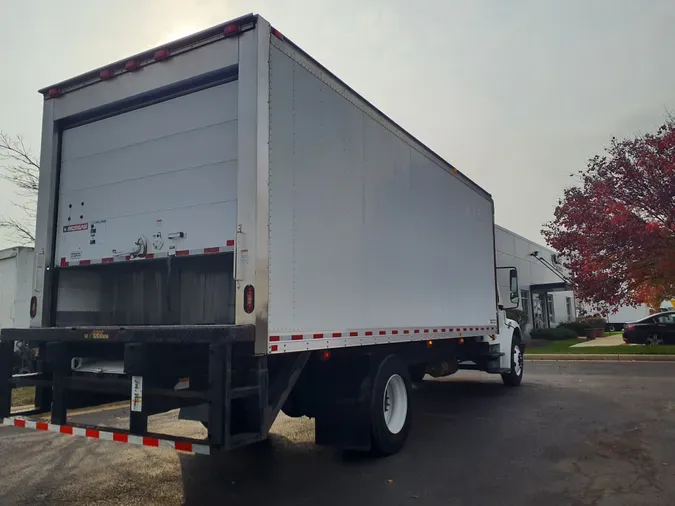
[63,223,88,233]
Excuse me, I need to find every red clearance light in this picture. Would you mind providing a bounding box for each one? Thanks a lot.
[125,59,139,71]
[320,351,331,361]
[47,88,62,99]
[271,28,284,41]
[244,285,255,314]
[30,296,38,318]
[100,69,114,80]
[154,49,170,61]
[223,24,241,36]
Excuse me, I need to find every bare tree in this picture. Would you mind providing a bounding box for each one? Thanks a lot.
[0,132,39,244]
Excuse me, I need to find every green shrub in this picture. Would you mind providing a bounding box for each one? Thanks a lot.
[530,327,578,341]
[582,316,606,329]
[505,308,528,328]
[558,321,590,336]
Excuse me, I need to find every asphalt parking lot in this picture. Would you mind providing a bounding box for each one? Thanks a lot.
[2,362,675,506]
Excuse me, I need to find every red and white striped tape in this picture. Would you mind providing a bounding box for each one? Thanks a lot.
[59,241,235,267]
[2,417,210,455]
[268,325,498,353]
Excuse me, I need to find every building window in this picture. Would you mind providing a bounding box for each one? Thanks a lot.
[520,290,530,317]
[566,297,572,321]
[547,294,555,323]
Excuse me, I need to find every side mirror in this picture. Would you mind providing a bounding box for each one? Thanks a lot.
[509,268,519,305]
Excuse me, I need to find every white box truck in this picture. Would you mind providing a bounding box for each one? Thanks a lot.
[0,14,523,456]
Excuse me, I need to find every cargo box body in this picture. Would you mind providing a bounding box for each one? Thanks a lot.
[31,15,498,355]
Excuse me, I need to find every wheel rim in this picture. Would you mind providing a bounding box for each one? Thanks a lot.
[383,374,408,434]
[646,334,663,346]
[513,344,523,376]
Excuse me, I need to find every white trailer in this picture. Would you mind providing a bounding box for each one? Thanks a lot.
[0,14,523,456]
[0,247,34,334]
[606,301,675,331]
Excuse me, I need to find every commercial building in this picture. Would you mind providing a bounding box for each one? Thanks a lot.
[495,225,575,336]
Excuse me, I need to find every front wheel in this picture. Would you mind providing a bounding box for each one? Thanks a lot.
[645,333,664,346]
[501,335,524,387]
[370,355,412,455]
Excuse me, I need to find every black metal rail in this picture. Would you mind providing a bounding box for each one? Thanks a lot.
[0,324,284,451]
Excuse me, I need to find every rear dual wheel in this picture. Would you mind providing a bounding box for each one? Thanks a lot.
[370,355,412,455]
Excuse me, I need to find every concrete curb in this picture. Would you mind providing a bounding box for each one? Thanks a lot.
[526,353,675,362]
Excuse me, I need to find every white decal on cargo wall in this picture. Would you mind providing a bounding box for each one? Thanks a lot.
[89,220,107,246]
[70,250,82,260]
[63,223,88,233]
[131,376,143,412]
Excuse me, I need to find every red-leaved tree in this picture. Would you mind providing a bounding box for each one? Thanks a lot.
[543,119,675,314]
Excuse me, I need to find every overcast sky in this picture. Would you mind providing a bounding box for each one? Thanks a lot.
[1,0,674,249]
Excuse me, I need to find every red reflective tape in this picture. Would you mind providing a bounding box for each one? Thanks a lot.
[448,328,454,332]
[269,336,280,342]
[113,432,128,443]
[145,253,155,259]
[313,333,324,339]
[14,419,26,428]
[102,257,114,263]
[174,441,193,452]
[332,332,342,338]
[270,345,279,352]
[469,328,474,331]
[424,329,430,333]
[403,330,410,334]
[79,260,91,266]
[176,250,190,257]
[85,428,100,438]
[36,422,49,431]
[463,328,468,332]
[433,329,438,333]
[442,328,447,332]
[365,331,373,336]
[291,335,303,340]
[60,425,73,435]
[143,437,160,447]
[204,247,220,254]
[226,240,235,247]
[60,258,68,267]
[125,255,131,261]
[379,330,386,335]
[391,330,399,335]
[349,331,358,337]
[414,329,420,334]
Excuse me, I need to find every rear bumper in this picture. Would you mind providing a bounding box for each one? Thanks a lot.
[0,325,259,454]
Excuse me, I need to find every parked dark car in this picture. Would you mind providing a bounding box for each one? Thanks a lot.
[623,311,675,345]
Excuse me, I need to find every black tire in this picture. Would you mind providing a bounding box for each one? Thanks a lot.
[501,334,524,387]
[370,355,412,456]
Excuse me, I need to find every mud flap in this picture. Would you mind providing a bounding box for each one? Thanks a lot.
[314,375,372,451]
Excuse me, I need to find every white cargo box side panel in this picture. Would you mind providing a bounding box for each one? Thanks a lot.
[0,251,19,332]
[56,82,238,264]
[268,42,497,349]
